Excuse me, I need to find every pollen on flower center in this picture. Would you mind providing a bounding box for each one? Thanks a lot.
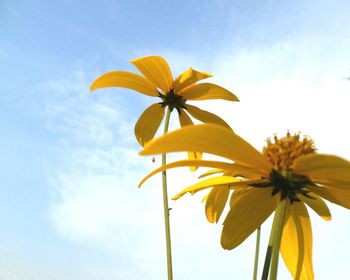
[261,132,317,202]
[263,132,316,172]
[158,89,187,114]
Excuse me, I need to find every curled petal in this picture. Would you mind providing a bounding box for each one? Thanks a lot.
[181,83,239,102]
[90,71,158,96]
[134,103,165,146]
[173,176,242,200]
[140,124,271,175]
[281,202,314,280]
[221,188,278,250]
[139,160,235,188]
[186,104,232,129]
[205,186,230,223]
[198,169,225,179]
[131,56,173,93]
[174,68,212,93]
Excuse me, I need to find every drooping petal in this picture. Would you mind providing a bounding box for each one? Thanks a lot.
[174,68,212,93]
[134,103,165,146]
[138,160,236,188]
[173,176,242,200]
[140,124,271,174]
[90,71,158,96]
[297,193,331,221]
[180,83,239,102]
[221,188,279,250]
[178,109,202,170]
[280,202,314,280]
[294,154,350,182]
[198,169,224,179]
[186,104,232,129]
[205,187,230,223]
[308,185,350,210]
[131,56,173,93]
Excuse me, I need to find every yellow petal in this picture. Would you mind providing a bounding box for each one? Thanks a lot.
[139,160,236,188]
[186,104,232,129]
[140,124,271,174]
[307,185,350,210]
[297,193,331,221]
[294,154,350,182]
[134,103,165,146]
[173,176,241,200]
[221,188,278,250]
[281,202,314,280]
[198,169,224,179]
[205,187,230,223]
[90,71,158,96]
[180,83,239,102]
[225,163,265,178]
[174,68,212,93]
[201,193,209,203]
[131,56,173,93]
[229,188,251,208]
[178,109,202,171]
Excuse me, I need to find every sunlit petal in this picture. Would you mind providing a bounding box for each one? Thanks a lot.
[181,83,239,102]
[134,103,165,146]
[131,56,173,93]
[139,160,235,188]
[205,187,230,223]
[186,104,231,129]
[90,71,158,96]
[281,202,314,280]
[297,193,331,221]
[174,68,212,93]
[221,188,278,250]
[140,124,271,174]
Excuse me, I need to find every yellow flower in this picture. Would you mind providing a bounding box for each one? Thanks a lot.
[139,123,350,280]
[90,56,238,147]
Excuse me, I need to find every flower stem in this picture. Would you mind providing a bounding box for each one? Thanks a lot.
[162,108,173,280]
[269,199,288,280]
[261,218,276,280]
[253,226,261,280]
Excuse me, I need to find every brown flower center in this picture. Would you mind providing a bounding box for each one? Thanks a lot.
[258,132,317,202]
[158,89,187,114]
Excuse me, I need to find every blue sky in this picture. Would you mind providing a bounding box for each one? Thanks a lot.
[2,0,350,279]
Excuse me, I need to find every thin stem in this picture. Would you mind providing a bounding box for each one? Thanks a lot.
[269,199,288,280]
[261,214,277,280]
[161,108,173,280]
[253,226,261,280]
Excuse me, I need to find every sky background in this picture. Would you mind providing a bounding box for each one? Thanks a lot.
[2,0,350,279]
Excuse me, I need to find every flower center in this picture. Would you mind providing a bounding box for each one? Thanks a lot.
[263,132,316,171]
[158,89,187,114]
[262,132,316,202]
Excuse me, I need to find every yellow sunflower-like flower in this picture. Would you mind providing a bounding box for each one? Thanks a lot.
[91,56,238,147]
[139,123,350,280]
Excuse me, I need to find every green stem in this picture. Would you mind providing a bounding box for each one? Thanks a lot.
[253,226,261,280]
[261,217,276,280]
[269,199,288,280]
[162,108,173,280]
